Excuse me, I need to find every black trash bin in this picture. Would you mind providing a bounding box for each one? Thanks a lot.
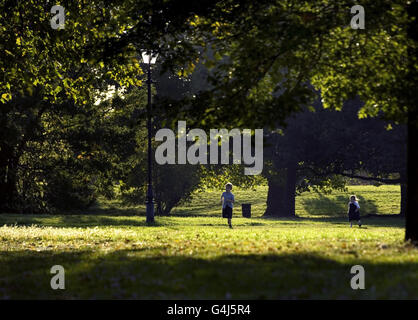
[242,203,251,218]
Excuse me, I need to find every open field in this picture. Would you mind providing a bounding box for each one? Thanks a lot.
[176,184,402,218]
[93,185,402,218]
[1,185,416,299]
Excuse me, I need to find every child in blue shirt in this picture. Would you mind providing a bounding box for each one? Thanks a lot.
[221,182,235,229]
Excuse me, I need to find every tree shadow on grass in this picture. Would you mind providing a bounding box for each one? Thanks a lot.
[68,202,144,216]
[301,194,378,217]
[0,213,404,229]
[0,249,417,299]
[0,214,167,228]
[58,215,169,228]
[293,216,404,228]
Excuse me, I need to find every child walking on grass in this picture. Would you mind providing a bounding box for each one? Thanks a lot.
[348,195,362,228]
[221,182,235,229]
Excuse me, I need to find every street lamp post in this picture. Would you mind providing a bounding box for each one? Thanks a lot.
[141,51,158,224]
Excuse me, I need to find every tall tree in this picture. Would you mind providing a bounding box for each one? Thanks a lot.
[263,99,406,217]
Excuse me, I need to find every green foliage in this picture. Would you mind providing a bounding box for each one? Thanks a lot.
[154,164,202,215]
[309,3,413,123]
[45,170,96,211]
[103,86,203,215]
[0,0,151,213]
[117,161,202,216]
[0,83,145,213]
[159,0,415,129]
[198,165,266,191]
[0,0,143,105]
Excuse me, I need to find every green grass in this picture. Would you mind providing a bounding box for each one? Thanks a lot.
[0,185,416,299]
[171,184,401,217]
[295,184,401,217]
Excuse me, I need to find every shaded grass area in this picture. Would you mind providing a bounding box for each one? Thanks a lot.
[0,214,405,229]
[0,214,416,299]
[2,250,417,299]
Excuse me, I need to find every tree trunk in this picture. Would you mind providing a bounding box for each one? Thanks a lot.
[400,182,407,216]
[405,111,418,242]
[155,199,163,216]
[286,162,297,216]
[400,171,407,216]
[264,164,297,217]
[405,2,418,243]
[0,146,19,213]
[264,179,286,216]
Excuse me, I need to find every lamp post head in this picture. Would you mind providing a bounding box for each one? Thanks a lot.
[141,51,158,64]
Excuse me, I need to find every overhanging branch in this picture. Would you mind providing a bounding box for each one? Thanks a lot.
[304,166,402,184]
[338,172,401,184]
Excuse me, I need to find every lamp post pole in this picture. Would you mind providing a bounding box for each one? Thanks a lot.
[146,61,155,223]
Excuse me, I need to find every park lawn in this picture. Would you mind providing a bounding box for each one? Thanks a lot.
[0,185,416,299]
[172,184,401,217]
